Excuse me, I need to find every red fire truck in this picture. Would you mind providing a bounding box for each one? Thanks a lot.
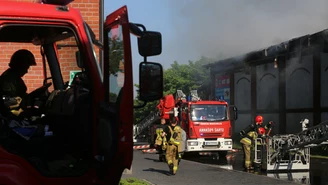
[177,90,238,157]
[0,1,163,185]
[143,90,238,158]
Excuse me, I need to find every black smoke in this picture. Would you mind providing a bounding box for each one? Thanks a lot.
[166,0,328,63]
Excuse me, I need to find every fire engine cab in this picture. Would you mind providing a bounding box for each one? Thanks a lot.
[177,90,238,157]
[0,1,163,185]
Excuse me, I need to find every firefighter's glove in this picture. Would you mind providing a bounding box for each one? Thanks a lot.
[265,121,274,129]
[239,130,246,137]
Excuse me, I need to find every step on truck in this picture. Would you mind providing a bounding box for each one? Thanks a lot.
[0,1,163,185]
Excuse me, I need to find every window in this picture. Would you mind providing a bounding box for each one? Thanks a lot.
[56,35,81,86]
[107,25,125,103]
[190,104,227,121]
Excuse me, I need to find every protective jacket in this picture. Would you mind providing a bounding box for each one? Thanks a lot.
[240,123,259,145]
[164,125,183,152]
[155,124,166,146]
[0,68,27,98]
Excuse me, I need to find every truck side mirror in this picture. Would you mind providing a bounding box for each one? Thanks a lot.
[139,61,163,101]
[229,105,238,120]
[138,31,162,57]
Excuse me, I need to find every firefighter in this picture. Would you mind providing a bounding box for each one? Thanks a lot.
[239,115,263,170]
[0,49,36,98]
[0,49,36,115]
[239,115,273,171]
[178,127,186,164]
[162,115,182,175]
[155,118,167,162]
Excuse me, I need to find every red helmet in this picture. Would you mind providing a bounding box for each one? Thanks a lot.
[255,115,263,124]
[258,127,266,136]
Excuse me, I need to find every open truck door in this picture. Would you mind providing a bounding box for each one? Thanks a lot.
[101,5,163,184]
[99,6,134,184]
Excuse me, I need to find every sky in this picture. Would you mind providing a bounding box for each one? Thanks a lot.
[104,0,328,91]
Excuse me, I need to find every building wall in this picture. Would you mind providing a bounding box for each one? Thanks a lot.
[233,71,251,135]
[211,51,327,136]
[256,63,280,134]
[0,0,99,92]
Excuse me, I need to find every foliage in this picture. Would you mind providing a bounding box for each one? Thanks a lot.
[109,35,124,75]
[133,56,215,125]
[119,178,150,185]
[163,56,213,99]
[110,92,118,103]
[133,84,159,124]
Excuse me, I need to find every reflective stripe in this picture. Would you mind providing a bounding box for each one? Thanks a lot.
[173,166,178,171]
[240,137,251,145]
[245,161,251,168]
[167,160,172,164]
[240,131,258,145]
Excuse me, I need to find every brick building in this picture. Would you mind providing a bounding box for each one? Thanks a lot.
[0,0,100,92]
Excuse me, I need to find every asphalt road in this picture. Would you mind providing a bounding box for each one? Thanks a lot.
[122,150,299,185]
[185,151,328,185]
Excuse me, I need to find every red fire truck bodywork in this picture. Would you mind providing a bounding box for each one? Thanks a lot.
[151,91,237,155]
[0,1,163,185]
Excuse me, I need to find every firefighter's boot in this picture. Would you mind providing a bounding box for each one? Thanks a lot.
[169,164,174,175]
[172,166,178,175]
[178,153,182,165]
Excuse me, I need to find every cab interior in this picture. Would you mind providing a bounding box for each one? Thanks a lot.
[0,23,95,177]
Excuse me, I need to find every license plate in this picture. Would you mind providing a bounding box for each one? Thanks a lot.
[205,142,217,146]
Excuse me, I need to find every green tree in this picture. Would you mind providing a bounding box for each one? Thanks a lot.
[133,84,159,125]
[164,56,213,99]
[109,36,124,75]
[133,56,215,125]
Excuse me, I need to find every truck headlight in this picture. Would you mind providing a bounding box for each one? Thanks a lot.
[224,141,232,145]
[188,141,198,146]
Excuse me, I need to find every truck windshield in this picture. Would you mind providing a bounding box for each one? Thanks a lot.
[190,104,227,121]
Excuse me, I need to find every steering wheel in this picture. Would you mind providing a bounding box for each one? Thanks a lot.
[28,82,52,99]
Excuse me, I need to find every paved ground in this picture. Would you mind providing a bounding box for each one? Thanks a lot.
[122,151,300,185]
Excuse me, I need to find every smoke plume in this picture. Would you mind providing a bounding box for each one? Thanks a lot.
[166,0,328,63]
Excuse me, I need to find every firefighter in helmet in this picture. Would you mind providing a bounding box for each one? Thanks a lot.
[155,118,167,162]
[0,49,36,115]
[0,49,36,98]
[239,115,273,170]
[162,115,182,175]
